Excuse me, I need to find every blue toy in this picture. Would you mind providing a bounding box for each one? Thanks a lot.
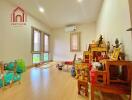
[71,66,76,77]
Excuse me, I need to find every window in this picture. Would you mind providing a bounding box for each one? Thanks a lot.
[70,32,80,52]
[43,34,49,62]
[43,53,49,62]
[32,54,41,64]
[32,27,50,64]
[33,30,41,52]
[44,34,49,52]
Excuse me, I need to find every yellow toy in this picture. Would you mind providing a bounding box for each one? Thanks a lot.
[75,63,88,80]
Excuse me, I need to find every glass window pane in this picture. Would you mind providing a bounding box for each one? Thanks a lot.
[44,53,48,61]
[44,35,49,52]
[34,30,41,51]
[33,54,40,64]
[70,32,80,51]
[72,34,78,50]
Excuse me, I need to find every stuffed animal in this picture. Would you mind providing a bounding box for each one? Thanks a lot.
[92,62,103,71]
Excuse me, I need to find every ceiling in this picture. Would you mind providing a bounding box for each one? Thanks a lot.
[7,0,103,29]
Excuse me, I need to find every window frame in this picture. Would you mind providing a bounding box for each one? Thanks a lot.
[32,53,41,64]
[43,33,50,53]
[31,27,50,64]
[70,32,80,52]
[31,27,42,53]
[43,53,49,62]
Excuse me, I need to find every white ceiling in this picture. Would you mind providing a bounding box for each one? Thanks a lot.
[7,0,103,28]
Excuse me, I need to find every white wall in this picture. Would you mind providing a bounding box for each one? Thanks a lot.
[97,0,132,60]
[52,23,96,61]
[0,0,51,66]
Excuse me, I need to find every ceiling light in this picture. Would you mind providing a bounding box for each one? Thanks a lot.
[39,6,44,13]
[77,0,83,3]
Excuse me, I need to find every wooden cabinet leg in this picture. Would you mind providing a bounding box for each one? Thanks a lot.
[85,85,88,96]
[91,85,94,100]
[129,95,131,100]
[78,82,80,95]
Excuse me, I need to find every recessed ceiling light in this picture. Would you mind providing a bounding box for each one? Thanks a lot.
[77,0,83,3]
[39,6,45,13]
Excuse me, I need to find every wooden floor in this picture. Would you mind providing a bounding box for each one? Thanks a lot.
[0,63,129,100]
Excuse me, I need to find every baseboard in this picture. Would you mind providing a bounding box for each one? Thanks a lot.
[27,64,34,69]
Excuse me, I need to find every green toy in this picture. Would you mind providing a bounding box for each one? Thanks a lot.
[0,78,3,87]
[3,72,21,86]
[5,62,14,71]
[0,59,25,88]
[13,74,21,82]
[4,72,14,85]
[16,59,26,73]
[5,59,26,73]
